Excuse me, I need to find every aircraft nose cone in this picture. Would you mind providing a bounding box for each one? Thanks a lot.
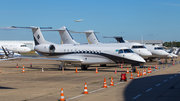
[132,53,146,63]
[142,51,152,57]
[139,56,146,63]
[26,48,31,52]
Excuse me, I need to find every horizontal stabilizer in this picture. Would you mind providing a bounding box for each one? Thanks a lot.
[11,26,52,29]
[103,37,125,43]
[69,30,99,34]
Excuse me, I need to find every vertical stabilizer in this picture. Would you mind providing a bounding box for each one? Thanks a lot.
[58,26,79,44]
[85,30,100,44]
[32,27,47,45]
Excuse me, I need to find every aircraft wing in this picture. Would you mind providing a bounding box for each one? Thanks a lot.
[19,57,83,63]
[0,46,83,63]
[0,57,20,61]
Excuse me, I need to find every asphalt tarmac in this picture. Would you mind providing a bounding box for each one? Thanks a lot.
[0,57,180,101]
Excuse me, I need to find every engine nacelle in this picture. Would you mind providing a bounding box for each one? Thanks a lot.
[34,44,55,53]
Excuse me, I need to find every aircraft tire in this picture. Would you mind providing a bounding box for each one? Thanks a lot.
[81,65,88,70]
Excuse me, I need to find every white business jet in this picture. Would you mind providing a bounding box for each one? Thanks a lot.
[68,30,152,60]
[12,26,145,70]
[112,37,171,62]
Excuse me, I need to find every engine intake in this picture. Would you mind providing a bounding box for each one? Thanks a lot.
[49,44,55,53]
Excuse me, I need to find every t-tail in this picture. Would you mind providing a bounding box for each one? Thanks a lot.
[103,37,125,43]
[11,26,52,45]
[70,30,100,44]
[42,26,79,44]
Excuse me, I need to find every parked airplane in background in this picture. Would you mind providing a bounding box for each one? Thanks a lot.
[74,19,83,22]
[165,47,179,58]
[145,45,170,61]
[12,26,145,70]
[68,30,152,60]
[0,42,31,58]
[0,42,31,53]
[113,37,172,62]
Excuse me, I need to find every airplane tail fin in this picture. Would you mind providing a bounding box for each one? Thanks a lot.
[2,46,14,58]
[70,30,100,44]
[42,26,79,44]
[11,26,52,45]
[175,48,180,55]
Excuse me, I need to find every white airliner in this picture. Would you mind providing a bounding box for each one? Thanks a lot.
[0,42,31,58]
[11,26,145,70]
[74,19,83,22]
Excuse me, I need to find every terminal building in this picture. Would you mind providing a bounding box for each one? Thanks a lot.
[127,40,164,46]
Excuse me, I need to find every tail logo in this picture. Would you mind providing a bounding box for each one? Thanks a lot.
[37,35,40,39]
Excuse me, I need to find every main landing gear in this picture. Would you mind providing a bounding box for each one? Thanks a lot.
[59,61,66,70]
[81,65,89,70]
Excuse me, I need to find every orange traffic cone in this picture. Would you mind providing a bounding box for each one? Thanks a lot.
[16,63,18,68]
[140,70,143,76]
[137,70,140,77]
[150,67,152,73]
[115,69,117,74]
[41,68,44,73]
[144,68,146,75]
[148,67,150,73]
[173,61,175,65]
[95,67,98,73]
[60,88,65,101]
[75,67,78,73]
[121,63,123,68]
[127,67,129,73]
[0,69,1,73]
[103,78,107,88]
[161,60,163,64]
[130,71,133,79]
[83,82,89,94]
[22,65,25,73]
[110,77,114,86]
[155,64,157,69]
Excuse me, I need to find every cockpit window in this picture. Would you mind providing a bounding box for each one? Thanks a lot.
[154,47,163,50]
[119,49,123,53]
[118,49,134,54]
[20,45,27,47]
[132,45,146,48]
[124,49,134,53]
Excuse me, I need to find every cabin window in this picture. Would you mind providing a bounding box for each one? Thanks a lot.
[20,45,27,47]
[64,49,66,52]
